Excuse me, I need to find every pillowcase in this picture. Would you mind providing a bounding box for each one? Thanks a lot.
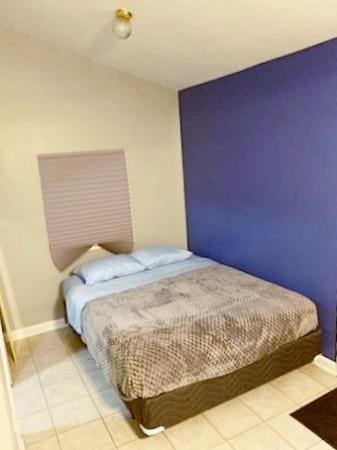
[73,254,144,285]
[132,245,192,270]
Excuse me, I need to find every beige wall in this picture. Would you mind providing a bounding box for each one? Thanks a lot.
[0,30,186,329]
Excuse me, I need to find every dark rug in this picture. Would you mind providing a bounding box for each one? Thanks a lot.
[291,388,337,449]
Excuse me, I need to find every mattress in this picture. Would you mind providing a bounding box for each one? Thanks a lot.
[63,255,215,333]
[79,263,318,401]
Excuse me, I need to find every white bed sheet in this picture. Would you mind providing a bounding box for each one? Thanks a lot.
[63,255,214,334]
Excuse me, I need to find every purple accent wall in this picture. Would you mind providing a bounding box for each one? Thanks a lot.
[180,39,337,359]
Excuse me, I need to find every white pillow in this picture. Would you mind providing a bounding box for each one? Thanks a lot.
[132,246,192,270]
[73,254,144,285]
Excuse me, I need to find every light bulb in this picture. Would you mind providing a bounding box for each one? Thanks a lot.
[113,9,133,40]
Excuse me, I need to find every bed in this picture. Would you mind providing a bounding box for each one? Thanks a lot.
[63,254,320,434]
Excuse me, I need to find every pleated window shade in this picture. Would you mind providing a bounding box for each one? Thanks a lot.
[38,150,133,271]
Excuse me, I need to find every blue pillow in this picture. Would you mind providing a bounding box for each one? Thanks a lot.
[73,254,144,285]
[132,246,192,270]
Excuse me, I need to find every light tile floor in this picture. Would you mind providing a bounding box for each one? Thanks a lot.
[9,328,337,450]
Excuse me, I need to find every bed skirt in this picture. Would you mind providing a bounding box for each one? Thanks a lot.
[125,328,321,429]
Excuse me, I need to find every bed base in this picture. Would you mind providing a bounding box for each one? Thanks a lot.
[125,329,321,432]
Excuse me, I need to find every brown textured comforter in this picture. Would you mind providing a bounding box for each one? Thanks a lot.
[81,264,318,400]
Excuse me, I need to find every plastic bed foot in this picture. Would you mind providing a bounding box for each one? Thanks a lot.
[139,424,165,436]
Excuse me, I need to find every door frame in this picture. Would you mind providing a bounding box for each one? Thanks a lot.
[0,319,24,450]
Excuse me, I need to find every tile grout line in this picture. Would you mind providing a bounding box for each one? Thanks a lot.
[55,331,104,408]
[163,429,179,450]
[29,335,68,450]
[269,369,327,408]
[201,388,318,449]
[205,413,237,449]
[201,411,235,445]
[236,372,327,450]
[239,389,296,422]
[234,382,324,449]
[58,330,129,448]
[27,333,101,449]
[17,337,59,448]
[201,400,263,443]
[56,417,112,447]
[160,432,176,450]
[100,416,119,449]
[89,396,140,446]
[263,421,298,449]
[307,441,332,449]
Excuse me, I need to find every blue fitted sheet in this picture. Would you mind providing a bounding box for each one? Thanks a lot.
[63,255,214,334]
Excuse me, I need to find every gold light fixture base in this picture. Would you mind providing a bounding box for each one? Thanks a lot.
[116,9,133,21]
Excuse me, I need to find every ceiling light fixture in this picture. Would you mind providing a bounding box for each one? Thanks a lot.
[112,9,133,40]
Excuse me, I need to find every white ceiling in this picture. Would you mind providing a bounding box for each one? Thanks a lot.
[1,0,337,90]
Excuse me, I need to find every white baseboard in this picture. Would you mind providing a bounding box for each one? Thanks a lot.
[313,354,337,376]
[9,318,67,341]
